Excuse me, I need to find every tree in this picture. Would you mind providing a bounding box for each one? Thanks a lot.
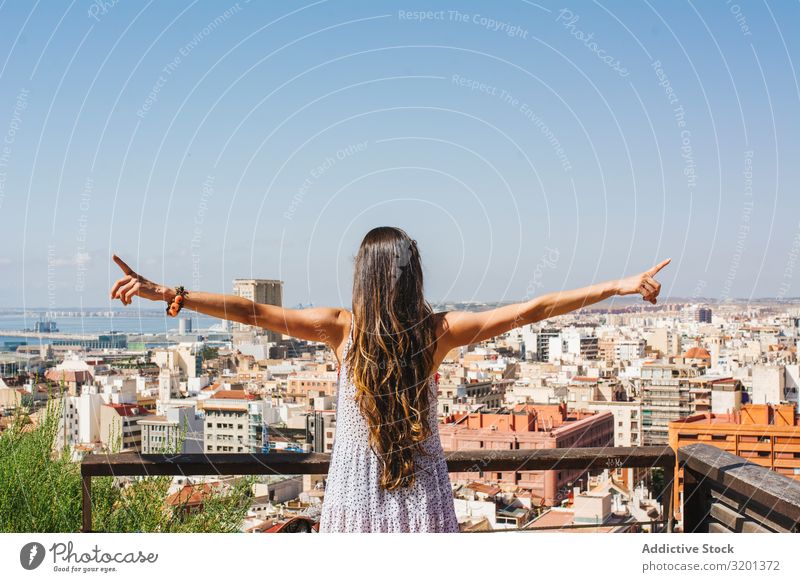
[200,345,219,362]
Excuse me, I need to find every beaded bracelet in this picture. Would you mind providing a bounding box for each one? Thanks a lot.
[166,286,189,317]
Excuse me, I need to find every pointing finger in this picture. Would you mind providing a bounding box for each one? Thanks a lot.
[648,258,671,276]
[112,254,135,276]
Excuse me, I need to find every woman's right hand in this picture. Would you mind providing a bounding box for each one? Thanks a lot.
[110,254,167,305]
[615,258,671,304]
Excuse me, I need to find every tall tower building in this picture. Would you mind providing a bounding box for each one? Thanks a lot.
[232,278,284,341]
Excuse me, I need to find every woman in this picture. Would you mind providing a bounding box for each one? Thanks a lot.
[110,226,670,532]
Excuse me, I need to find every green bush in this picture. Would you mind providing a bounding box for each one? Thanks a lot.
[0,383,255,533]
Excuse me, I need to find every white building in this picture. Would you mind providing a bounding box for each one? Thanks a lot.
[585,399,642,447]
[55,392,104,452]
[752,365,785,405]
[139,404,205,454]
[615,339,646,361]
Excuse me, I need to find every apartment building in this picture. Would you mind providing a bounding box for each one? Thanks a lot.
[585,399,643,447]
[615,339,646,361]
[641,363,701,445]
[437,379,505,416]
[153,345,201,379]
[99,403,152,453]
[668,403,800,520]
[439,404,614,506]
[203,390,257,453]
[286,370,338,403]
[55,392,104,452]
[139,405,204,454]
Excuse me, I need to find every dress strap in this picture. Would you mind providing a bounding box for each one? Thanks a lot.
[343,312,354,360]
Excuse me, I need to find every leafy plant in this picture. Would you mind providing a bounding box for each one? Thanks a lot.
[0,381,255,533]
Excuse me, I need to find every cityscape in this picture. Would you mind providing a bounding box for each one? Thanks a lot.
[2,278,799,533]
[1,2,799,577]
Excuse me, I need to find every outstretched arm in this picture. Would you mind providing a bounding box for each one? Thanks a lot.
[436,258,671,352]
[109,255,347,347]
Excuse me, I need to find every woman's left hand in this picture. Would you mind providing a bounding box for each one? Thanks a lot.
[110,254,167,305]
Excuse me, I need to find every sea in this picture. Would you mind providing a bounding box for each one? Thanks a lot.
[0,312,226,347]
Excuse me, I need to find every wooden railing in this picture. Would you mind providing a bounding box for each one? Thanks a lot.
[80,445,676,533]
[680,443,800,533]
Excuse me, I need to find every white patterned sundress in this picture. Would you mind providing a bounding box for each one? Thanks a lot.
[318,316,460,533]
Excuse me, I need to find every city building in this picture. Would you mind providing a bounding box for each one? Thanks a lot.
[153,345,201,380]
[306,409,336,453]
[615,339,646,361]
[585,399,643,447]
[436,379,505,416]
[202,389,259,453]
[55,393,104,452]
[100,403,152,453]
[52,332,127,350]
[668,403,800,520]
[752,365,786,405]
[641,363,702,445]
[695,306,713,324]
[139,405,204,454]
[439,404,614,506]
[286,370,338,403]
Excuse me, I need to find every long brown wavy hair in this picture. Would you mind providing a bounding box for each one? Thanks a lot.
[344,226,438,491]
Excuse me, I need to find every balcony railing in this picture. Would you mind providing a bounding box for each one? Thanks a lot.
[80,445,675,533]
[78,444,800,533]
[680,443,800,533]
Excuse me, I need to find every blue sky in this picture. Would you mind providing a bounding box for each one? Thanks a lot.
[0,0,798,309]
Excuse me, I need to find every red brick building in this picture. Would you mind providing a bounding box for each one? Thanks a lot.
[439,404,614,506]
